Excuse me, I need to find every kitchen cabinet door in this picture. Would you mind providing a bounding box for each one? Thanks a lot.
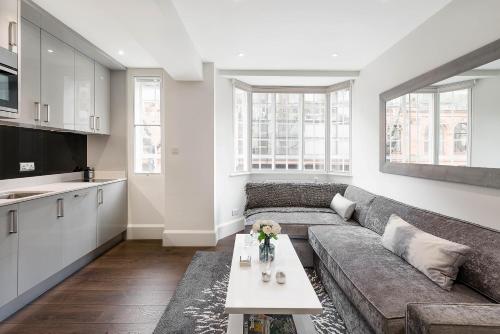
[19,18,41,126]
[18,195,62,294]
[41,31,75,130]
[94,62,110,134]
[0,204,18,307]
[61,188,98,266]
[0,0,18,53]
[97,181,127,247]
[74,52,94,133]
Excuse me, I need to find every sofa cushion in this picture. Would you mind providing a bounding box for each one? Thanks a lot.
[365,196,500,302]
[330,193,356,220]
[344,185,376,225]
[309,225,490,334]
[245,182,348,210]
[244,207,358,239]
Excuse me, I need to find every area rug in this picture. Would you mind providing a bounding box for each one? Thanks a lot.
[154,251,347,334]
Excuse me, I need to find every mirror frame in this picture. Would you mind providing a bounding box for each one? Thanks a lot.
[379,38,500,189]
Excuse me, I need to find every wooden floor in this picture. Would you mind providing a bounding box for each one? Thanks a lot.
[0,235,236,334]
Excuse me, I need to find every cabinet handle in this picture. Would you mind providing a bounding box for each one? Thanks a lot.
[57,198,64,218]
[8,210,18,234]
[90,115,95,130]
[34,102,41,121]
[98,189,104,205]
[8,21,17,51]
[95,117,100,131]
[43,104,50,123]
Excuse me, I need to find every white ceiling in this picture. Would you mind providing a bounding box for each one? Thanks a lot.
[171,0,451,71]
[32,0,203,80]
[31,0,451,82]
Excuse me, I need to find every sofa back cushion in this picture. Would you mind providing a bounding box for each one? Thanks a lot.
[365,196,500,302]
[245,182,348,210]
[344,185,376,225]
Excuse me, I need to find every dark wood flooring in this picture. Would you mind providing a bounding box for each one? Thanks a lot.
[0,235,236,334]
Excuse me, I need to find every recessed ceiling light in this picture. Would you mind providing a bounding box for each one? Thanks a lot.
[331,53,339,57]
[47,49,54,53]
[237,52,245,57]
[118,50,125,56]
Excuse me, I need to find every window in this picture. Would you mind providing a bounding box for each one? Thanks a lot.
[234,88,248,172]
[134,77,162,174]
[330,89,350,172]
[235,82,352,174]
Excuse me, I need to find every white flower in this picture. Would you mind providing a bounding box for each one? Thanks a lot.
[271,223,281,235]
[262,225,272,235]
[252,222,261,233]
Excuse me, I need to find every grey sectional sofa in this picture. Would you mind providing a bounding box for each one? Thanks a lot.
[243,182,500,334]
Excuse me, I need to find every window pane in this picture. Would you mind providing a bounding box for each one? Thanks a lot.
[134,78,161,125]
[275,93,300,170]
[234,88,248,172]
[409,93,433,164]
[252,93,274,169]
[304,94,326,170]
[135,126,161,173]
[439,89,469,166]
[330,88,350,172]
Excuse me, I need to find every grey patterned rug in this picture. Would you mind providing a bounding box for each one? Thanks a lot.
[154,251,347,334]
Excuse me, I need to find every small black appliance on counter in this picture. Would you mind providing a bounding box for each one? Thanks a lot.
[83,167,95,181]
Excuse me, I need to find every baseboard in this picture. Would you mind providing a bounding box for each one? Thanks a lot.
[0,232,125,322]
[217,217,245,241]
[127,224,164,239]
[163,229,217,246]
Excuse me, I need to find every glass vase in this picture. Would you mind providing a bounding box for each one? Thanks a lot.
[259,237,275,262]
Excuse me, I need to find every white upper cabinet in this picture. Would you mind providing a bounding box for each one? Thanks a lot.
[0,0,18,53]
[74,52,95,132]
[41,31,75,130]
[94,62,110,135]
[19,18,40,126]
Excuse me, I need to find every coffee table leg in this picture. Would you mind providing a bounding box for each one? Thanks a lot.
[293,314,318,334]
[227,314,243,334]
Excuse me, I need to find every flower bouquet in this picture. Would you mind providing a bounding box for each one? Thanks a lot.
[251,220,281,262]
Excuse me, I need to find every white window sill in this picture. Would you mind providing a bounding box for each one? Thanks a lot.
[229,171,352,177]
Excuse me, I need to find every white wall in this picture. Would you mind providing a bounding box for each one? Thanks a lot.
[351,0,500,231]
[471,76,500,168]
[163,63,216,245]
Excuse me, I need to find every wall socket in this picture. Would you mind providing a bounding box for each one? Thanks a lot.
[19,162,35,172]
[232,208,239,217]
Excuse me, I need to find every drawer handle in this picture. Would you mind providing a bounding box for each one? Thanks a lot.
[57,198,64,218]
[9,210,18,234]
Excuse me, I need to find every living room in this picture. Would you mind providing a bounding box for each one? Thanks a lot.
[0,0,499,333]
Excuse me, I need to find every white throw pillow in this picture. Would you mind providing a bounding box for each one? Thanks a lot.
[382,214,471,290]
[330,193,356,220]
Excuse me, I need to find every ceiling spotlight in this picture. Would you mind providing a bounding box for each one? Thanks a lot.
[331,53,339,57]
[237,52,245,57]
[47,49,54,53]
[118,50,125,56]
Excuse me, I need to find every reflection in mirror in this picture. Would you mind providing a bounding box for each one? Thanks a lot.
[385,59,500,168]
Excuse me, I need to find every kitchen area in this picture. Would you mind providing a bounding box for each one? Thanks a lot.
[0,0,128,322]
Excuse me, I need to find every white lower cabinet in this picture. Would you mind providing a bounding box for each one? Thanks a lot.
[97,181,127,247]
[18,195,63,295]
[61,188,98,266]
[0,205,19,307]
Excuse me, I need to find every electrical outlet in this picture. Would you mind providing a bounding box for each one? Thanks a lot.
[19,162,35,172]
[232,209,239,217]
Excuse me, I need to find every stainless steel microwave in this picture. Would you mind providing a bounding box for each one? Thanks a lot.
[0,47,18,118]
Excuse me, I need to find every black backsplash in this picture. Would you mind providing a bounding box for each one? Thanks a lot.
[0,125,86,180]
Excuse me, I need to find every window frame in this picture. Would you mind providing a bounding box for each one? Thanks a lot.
[232,80,353,176]
[133,76,163,175]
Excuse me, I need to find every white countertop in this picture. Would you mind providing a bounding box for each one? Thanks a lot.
[0,178,127,207]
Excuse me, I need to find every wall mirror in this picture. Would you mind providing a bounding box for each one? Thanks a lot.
[380,39,500,188]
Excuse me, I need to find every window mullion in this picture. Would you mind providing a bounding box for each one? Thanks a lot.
[326,92,331,173]
[300,94,304,171]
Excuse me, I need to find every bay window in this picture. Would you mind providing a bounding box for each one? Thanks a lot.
[234,81,352,174]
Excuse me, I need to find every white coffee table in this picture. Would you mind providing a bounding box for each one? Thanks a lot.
[225,234,322,334]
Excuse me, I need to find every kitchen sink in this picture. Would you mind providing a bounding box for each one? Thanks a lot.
[0,191,51,200]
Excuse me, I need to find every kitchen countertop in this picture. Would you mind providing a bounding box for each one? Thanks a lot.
[0,178,127,207]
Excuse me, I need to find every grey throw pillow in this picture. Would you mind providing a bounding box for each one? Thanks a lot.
[382,214,471,290]
[330,193,356,220]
